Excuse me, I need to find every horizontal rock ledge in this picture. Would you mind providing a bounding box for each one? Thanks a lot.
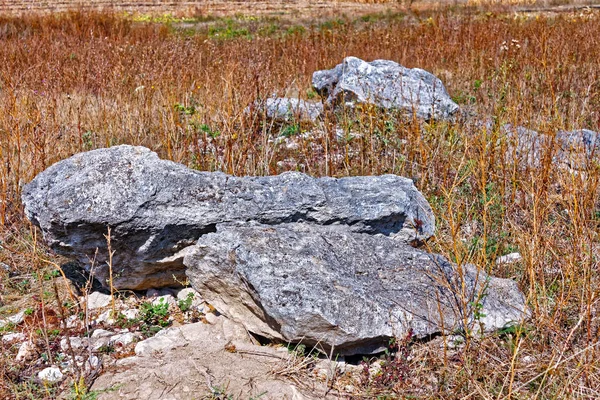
[22,145,434,290]
[184,222,528,356]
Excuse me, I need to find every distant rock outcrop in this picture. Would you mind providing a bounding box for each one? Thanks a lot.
[22,145,434,290]
[503,125,600,170]
[258,97,323,122]
[313,56,459,120]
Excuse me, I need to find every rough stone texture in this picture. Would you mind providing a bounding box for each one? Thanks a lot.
[503,125,600,170]
[0,310,25,328]
[258,97,323,122]
[93,316,325,400]
[313,56,459,120]
[38,367,63,383]
[15,341,36,362]
[184,222,528,355]
[86,292,112,310]
[22,145,434,290]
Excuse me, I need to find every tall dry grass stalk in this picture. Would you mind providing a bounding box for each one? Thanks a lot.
[0,7,599,398]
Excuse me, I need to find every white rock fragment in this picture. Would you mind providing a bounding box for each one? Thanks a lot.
[121,308,139,320]
[90,329,114,351]
[152,295,176,307]
[496,252,523,265]
[2,332,26,343]
[176,287,201,302]
[65,315,80,329]
[176,288,205,311]
[134,327,187,357]
[38,366,63,383]
[147,288,176,298]
[110,332,137,347]
[0,310,26,328]
[91,329,114,338]
[95,310,117,325]
[60,337,87,352]
[86,292,112,310]
[204,313,218,325]
[15,341,36,362]
[84,355,101,371]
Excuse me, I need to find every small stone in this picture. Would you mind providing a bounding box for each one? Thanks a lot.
[152,295,176,307]
[496,252,523,265]
[86,292,112,310]
[110,332,137,347]
[221,318,249,342]
[0,310,26,328]
[444,335,465,350]
[60,337,87,352]
[134,327,189,357]
[91,329,114,339]
[176,288,204,311]
[2,332,26,343]
[176,287,202,302]
[251,97,323,122]
[90,329,114,351]
[95,310,117,325]
[84,355,101,371]
[121,308,139,320]
[38,367,63,383]
[65,315,80,329]
[522,355,534,364]
[15,341,36,362]
[368,360,383,377]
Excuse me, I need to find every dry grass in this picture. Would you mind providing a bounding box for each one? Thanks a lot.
[1,3,600,398]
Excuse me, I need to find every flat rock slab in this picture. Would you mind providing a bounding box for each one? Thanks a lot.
[92,316,323,400]
[313,56,459,121]
[22,145,434,290]
[184,223,528,355]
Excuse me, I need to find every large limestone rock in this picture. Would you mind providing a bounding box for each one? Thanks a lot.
[184,222,528,355]
[313,56,459,120]
[22,145,434,290]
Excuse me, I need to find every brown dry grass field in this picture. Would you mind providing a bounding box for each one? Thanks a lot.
[1,0,600,398]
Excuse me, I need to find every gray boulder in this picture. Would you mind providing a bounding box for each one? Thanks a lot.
[259,97,323,122]
[22,145,434,290]
[313,56,459,121]
[503,125,600,170]
[184,222,528,355]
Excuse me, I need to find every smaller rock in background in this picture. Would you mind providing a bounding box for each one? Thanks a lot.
[496,252,523,265]
[253,97,323,122]
[313,56,459,121]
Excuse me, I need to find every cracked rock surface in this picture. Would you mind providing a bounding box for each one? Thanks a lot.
[184,222,528,355]
[22,145,434,290]
[313,56,459,121]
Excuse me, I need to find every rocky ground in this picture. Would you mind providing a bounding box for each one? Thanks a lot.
[1,284,330,398]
